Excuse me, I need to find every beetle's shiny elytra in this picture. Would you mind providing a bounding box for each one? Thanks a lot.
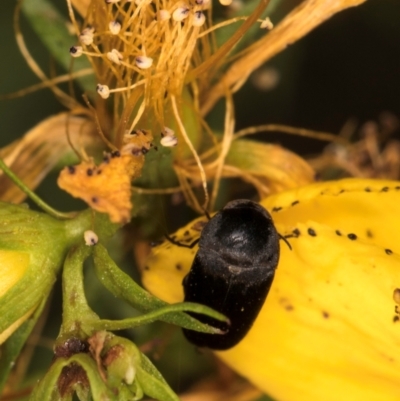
[182,199,280,350]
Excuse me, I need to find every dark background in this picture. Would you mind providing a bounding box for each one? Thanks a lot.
[235,0,400,154]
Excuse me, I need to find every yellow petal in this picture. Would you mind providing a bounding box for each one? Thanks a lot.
[262,178,400,252]
[218,221,400,401]
[142,178,400,401]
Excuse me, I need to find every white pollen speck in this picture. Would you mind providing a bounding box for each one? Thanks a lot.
[260,17,273,30]
[69,46,83,57]
[135,56,153,69]
[84,230,99,246]
[107,49,123,64]
[109,20,121,35]
[193,11,206,27]
[96,84,110,99]
[173,6,190,22]
[161,135,178,147]
[124,365,136,384]
[158,9,171,21]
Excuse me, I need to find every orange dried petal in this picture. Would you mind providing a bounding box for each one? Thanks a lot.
[58,131,153,223]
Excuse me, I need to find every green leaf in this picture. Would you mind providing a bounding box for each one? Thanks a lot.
[21,0,95,93]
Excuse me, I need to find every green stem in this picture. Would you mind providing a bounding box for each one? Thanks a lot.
[0,157,74,219]
[60,244,100,337]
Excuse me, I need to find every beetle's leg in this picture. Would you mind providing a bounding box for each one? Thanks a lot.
[279,233,292,251]
[204,209,211,221]
[164,234,200,249]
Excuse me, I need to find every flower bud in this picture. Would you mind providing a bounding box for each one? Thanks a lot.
[102,333,179,401]
[0,202,86,344]
[102,334,140,388]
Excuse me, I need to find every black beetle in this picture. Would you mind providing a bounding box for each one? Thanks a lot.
[181,199,280,350]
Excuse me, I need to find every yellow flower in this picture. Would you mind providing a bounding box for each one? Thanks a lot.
[1,0,367,224]
[143,178,400,401]
[60,0,363,215]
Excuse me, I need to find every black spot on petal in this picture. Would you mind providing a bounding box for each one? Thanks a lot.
[386,249,393,255]
[292,228,300,237]
[307,228,317,237]
[348,233,357,240]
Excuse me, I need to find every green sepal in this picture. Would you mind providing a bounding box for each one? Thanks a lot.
[134,87,203,192]
[29,353,114,401]
[0,297,47,393]
[0,202,72,334]
[104,334,178,401]
[136,353,179,401]
[92,244,227,333]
